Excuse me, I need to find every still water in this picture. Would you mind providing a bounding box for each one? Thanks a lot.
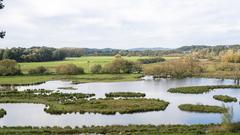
[0,78,239,127]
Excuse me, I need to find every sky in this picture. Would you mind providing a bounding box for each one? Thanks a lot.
[0,0,240,49]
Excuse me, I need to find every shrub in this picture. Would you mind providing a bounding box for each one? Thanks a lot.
[138,57,165,64]
[102,58,143,74]
[90,64,102,74]
[28,66,48,75]
[0,59,21,76]
[56,64,84,75]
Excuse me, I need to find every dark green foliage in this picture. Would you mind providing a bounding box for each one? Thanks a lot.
[56,64,84,75]
[105,92,146,98]
[179,104,228,113]
[138,57,165,64]
[90,64,102,74]
[0,59,21,76]
[28,66,48,75]
[0,108,6,118]
[168,85,240,94]
[0,47,66,62]
[213,95,238,102]
[103,58,142,74]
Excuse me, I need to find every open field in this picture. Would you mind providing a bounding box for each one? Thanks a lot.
[0,74,142,85]
[19,56,177,73]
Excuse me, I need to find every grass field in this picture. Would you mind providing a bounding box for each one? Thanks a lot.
[19,56,178,73]
[0,74,142,85]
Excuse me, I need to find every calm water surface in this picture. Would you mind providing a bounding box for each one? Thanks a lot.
[0,78,239,127]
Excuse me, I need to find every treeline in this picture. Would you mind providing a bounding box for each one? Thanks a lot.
[0,47,65,62]
[0,47,181,62]
[144,57,203,78]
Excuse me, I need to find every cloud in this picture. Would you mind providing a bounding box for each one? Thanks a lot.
[0,0,240,48]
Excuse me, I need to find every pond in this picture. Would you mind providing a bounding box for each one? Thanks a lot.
[0,78,239,127]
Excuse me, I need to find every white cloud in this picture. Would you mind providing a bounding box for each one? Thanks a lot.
[1,0,240,48]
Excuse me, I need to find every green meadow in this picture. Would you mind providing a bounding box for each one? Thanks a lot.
[19,56,177,73]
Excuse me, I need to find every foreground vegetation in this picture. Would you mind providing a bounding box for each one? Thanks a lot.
[0,74,141,85]
[178,104,228,113]
[213,95,238,103]
[0,124,239,135]
[0,108,6,118]
[168,85,240,94]
[105,92,146,98]
[0,90,169,114]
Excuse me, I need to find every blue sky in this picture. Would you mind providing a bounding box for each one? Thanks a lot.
[0,0,240,49]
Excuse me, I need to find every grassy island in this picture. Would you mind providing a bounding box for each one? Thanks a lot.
[105,92,146,98]
[168,85,240,94]
[0,90,169,115]
[178,104,228,113]
[213,95,238,103]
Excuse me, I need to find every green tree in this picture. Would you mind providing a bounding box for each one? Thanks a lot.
[0,59,21,76]
[28,66,48,75]
[56,64,84,75]
[91,64,102,74]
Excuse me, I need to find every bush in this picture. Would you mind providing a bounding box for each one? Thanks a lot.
[90,64,102,74]
[0,59,21,76]
[56,64,84,75]
[28,66,48,75]
[138,57,165,64]
[102,58,143,74]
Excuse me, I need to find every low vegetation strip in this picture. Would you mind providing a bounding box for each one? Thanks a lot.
[0,74,141,85]
[213,95,238,102]
[0,90,169,115]
[0,109,6,118]
[105,92,146,98]
[168,85,240,94]
[178,104,228,113]
[58,87,77,90]
[0,124,239,135]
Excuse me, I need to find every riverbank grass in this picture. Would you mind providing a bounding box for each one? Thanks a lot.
[0,124,239,135]
[213,95,238,102]
[0,74,141,85]
[178,104,228,113]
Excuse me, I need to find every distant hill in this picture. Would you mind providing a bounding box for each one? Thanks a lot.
[176,45,240,52]
[176,45,210,52]
[128,47,171,51]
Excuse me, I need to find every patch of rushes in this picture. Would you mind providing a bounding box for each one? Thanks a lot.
[105,92,146,98]
[0,109,6,118]
[213,95,238,103]
[178,104,228,113]
[58,87,77,90]
[168,85,240,94]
